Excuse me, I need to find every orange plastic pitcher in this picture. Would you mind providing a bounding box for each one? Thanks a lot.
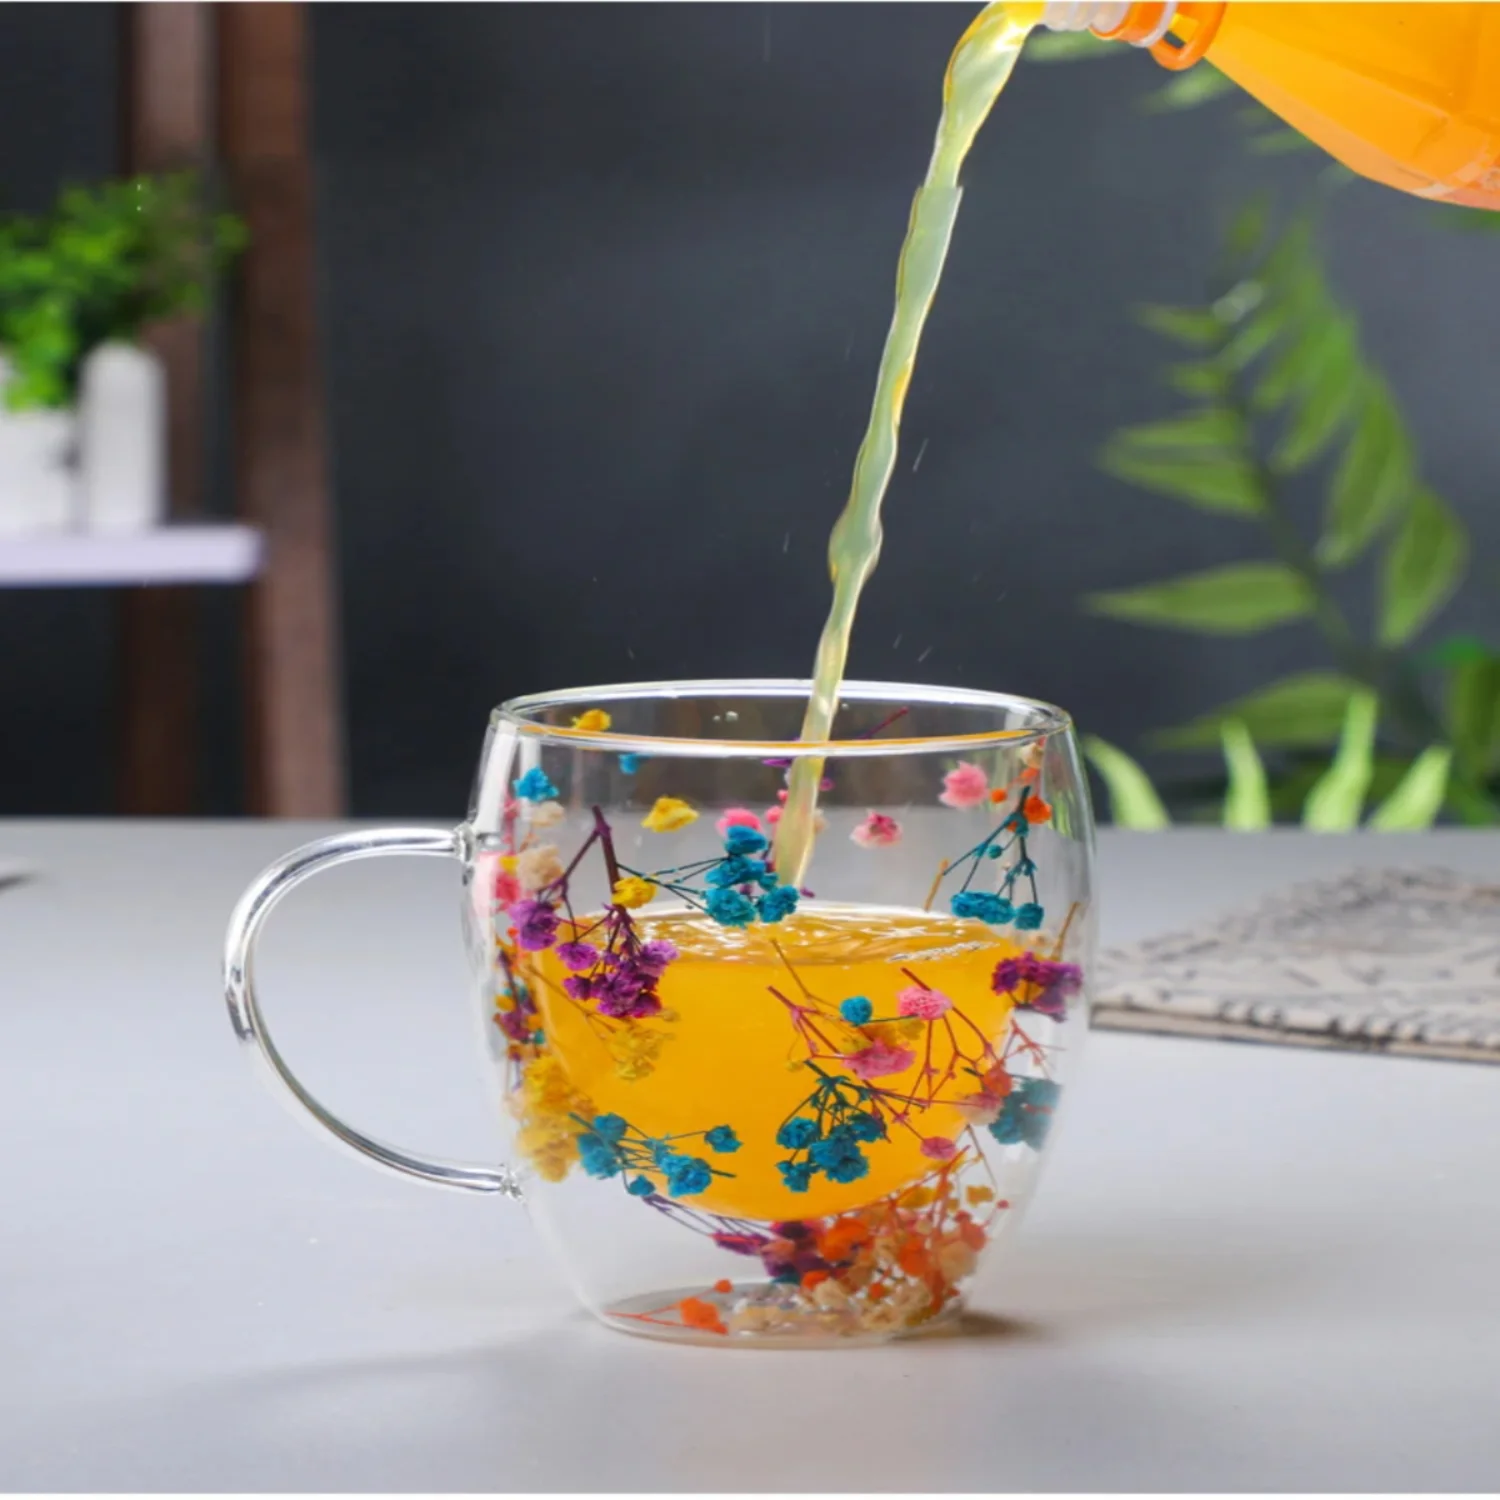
[1041,2,1500,209]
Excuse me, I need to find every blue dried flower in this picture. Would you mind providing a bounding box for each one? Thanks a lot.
[576,1132,622,1179]
[592,1113,628,1143]
[707,855,767,889]
[513,766,559,802]
[1014,902,1045,931]
[809,1129,869,1184]
[951,890,1014,925]
[626,1175,655,1197]
[665,1156,713,1197]
[847,1112,885,1143]
[619,753,642,775]
[776,1116,820,1150]
[723,825,768,856]
[704,1125,741,1154]
[777,1160,813,1193]
[988,1076,1061,1151]
[705,888,757,927]
[839,995,873,1025]
[757,884,800,923]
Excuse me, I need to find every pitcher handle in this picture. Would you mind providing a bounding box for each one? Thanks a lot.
[223,825,517,1197]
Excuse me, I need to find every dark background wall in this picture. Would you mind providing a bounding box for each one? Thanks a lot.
[2,4,1497,817]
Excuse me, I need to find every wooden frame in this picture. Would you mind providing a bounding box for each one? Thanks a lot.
[115,1,346,817]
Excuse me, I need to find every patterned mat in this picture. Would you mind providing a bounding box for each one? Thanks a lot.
[1092,867,1500,1064]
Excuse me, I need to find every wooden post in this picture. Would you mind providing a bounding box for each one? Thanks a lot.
[116,3,210,814]
[218,3,347,816]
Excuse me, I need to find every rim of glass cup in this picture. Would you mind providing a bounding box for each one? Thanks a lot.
[495,678,1072,760]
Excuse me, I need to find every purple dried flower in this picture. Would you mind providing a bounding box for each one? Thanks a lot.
[494,1008,533,1043]
[555,940,599,972]
[509,899,559,951]
[636,939,679,978]
[562,975,594,1002]
[992,953,1082,1020]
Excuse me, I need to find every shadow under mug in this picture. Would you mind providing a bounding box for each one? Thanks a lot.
[225,679,1096,1347]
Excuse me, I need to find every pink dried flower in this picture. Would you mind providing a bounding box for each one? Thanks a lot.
[850,811,902,849]
[844,1040,916,1080]
[920,1136,959,1161]
[493,869,521,907]
[716,808,762,837]
[954,1092,1004,1127]
[939,761,989,809]
[896,984,953,1020]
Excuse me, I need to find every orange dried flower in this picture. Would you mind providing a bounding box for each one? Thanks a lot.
[1023,794,1052,823]
[819,1217,871,1262]
[678,1296,727,1334]
[897,1241,934,1279]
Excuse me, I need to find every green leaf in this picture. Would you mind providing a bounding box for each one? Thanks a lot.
[1220,301,1285,370]
[1317,376,1415,567]
[1220,719,1270,830]
[1246,127,1316,156]
[1302,690,1378,831]
[1424,633,1495,669]
[1428,204,1500,234]
[1223,199,1269,267]
[1086,562,1313,635]
[1023,29,1120,62]
[1269,314,1360,472]
[1447,654,1500,778]
[1367,746,1452,831]
[1134,304,1227,349]
[1082,736,1171,830]
[1166,361,1232,399]
[1141,61,1238,113]
[1111,408,1245,450]
[1153,672,1362,751]
[1098,444,1265,516]
[1378,486,1467,646]
[1445,778,1500,828]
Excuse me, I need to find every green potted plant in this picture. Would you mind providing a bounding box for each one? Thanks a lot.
[0,171,245,536]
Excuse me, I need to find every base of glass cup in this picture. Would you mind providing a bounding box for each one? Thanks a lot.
[598,1282,968,1349]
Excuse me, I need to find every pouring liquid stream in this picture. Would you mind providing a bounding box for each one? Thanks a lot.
[775,2,1038,887]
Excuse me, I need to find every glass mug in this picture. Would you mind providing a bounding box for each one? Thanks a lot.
[225,680,1095,1347]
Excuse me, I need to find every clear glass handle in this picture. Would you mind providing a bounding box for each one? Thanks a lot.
[223,825,517,1197]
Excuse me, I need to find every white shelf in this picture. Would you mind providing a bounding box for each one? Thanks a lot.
[0,523,264,588]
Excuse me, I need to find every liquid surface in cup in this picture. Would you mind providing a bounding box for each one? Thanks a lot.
[776,2,1037,885]
[527,904,1022,1221]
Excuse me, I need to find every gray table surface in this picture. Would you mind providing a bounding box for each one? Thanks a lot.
[4,821,1499,1492]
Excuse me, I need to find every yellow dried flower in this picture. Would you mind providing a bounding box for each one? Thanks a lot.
[512,1053,594,1181]
[611,875,656,909]
[642,796,698,833]
[571,709,613,733]
[610,1025,673,1081]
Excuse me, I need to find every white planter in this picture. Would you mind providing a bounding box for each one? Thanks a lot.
[0,355,77,538]
[78,341,166,535]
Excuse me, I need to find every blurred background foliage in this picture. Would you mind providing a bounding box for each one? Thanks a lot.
[1027,35,1500,831]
